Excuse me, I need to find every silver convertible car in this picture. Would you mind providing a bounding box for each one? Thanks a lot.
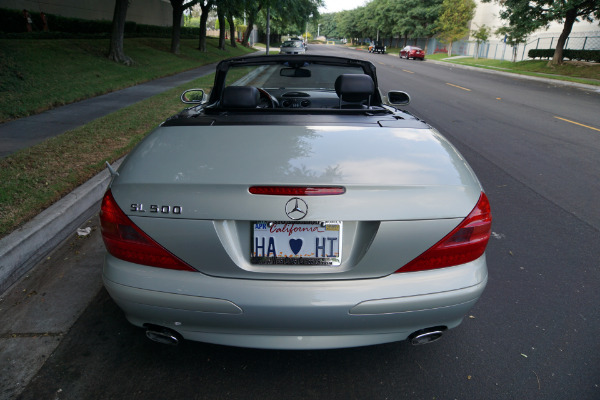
[100,55,491,350]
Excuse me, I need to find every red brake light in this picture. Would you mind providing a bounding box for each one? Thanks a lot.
[396,192,492,273]
[100,190,196,271]
[249,186,345,196]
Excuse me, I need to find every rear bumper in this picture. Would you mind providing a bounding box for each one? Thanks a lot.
[103,254,488,349]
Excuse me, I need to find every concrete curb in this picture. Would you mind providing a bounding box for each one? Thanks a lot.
[0,158,123,294]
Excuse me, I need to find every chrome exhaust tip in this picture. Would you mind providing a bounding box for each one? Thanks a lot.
[408,327,445,345]
[144,324,182,346]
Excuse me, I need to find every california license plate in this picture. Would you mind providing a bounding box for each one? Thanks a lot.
[251,221,342,266]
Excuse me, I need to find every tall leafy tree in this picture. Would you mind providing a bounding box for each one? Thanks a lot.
[170,0,199,54]
[317,13,340,39]
[405,0,443,52]
[198,0,215,51]
[388,0,417,47]
[241,1,262,46]
[223,0,245,47]
[435,0,476,56]
[216,2,226,49]
[336,6,371,44]
[471,23,491,59]
[227,13,237,47]
[246,0,321,45]
[213,0,244,49]
[484,0,600,65]
[108,0,132,65]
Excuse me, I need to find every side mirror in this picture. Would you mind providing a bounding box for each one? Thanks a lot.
[387,90,411,106]
[181,89,205,104]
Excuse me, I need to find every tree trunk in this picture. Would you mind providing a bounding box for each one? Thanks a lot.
[227,13,236,47]
[242,5,261,47]
[198,1,212,52]
[107,0,132,65]
[448,42,453,57]
[217,7,226,50]
[170,0,184,54]
[242,24,252,47]
[550,7,576,66]
[423,36,431,55]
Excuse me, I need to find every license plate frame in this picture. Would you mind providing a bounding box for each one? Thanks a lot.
[250,221,342,266]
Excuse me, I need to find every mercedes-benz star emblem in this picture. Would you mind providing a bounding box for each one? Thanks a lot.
[285,198,308,220]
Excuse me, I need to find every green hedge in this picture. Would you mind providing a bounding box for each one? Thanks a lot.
[528,48,600,62]
[0,8,200,38]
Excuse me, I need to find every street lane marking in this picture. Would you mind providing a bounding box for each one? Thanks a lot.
[554,116,600,132]
[402,69,414,74]
[446,83,471,91]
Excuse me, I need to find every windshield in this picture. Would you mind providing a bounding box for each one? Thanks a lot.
[224,63,366,91]
[282,41,303,48]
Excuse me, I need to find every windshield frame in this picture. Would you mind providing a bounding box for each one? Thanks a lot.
[209,55,381,106]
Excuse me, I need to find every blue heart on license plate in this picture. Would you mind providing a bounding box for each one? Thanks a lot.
[289,239,303,255]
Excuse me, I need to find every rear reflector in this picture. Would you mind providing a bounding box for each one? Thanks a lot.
[396,192,492,273]
[249,186,346,196]
[100,190,196,272]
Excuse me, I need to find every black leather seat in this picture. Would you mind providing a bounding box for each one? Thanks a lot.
[334,74,374,108]
[221,86,260,108]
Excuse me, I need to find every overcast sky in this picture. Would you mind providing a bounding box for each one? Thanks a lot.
[319,0,367,13]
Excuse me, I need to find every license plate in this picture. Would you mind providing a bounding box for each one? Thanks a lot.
[251,221,342,266]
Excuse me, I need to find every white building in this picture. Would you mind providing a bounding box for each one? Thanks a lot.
[470,2,600,46]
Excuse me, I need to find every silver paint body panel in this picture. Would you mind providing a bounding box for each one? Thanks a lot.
[104,254,487,349]
[102,66,490,348]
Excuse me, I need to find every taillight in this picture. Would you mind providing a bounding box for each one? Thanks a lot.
[249,186,345,196]
[100,190,196,271]
[396,192,492,273]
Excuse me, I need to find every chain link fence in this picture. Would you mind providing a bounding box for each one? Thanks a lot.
[391,35,600,61]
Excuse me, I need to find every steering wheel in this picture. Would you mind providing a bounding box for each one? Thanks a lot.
[257,88,279,108]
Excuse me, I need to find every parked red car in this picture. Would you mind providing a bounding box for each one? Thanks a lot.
[400,46,425,60]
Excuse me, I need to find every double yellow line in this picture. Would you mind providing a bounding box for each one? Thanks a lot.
[445,83,471,91]
[554,116,600,132]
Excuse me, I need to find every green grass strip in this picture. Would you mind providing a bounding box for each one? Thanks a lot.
[0,74,216,238]
[0,37,255,122]
[431,56,600,85]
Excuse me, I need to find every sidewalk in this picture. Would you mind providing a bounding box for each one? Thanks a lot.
[0,63,217,158]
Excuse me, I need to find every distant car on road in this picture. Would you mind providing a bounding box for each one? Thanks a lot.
[369,41,386,54]
[280,40,306,54]
[400,46,425,60]
[289,37,306,49]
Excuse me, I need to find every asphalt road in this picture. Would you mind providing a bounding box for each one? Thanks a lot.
[9,44,600,400]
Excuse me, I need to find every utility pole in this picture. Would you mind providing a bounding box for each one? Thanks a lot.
[266,7,270,55]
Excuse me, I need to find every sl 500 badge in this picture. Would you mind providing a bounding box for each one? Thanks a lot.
[130,203,182,214]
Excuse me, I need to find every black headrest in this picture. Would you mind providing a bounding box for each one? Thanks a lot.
[334,74,374,102]
[221,86,260,108]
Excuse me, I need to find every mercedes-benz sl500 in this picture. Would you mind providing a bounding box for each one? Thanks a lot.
[100,55,491,350]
